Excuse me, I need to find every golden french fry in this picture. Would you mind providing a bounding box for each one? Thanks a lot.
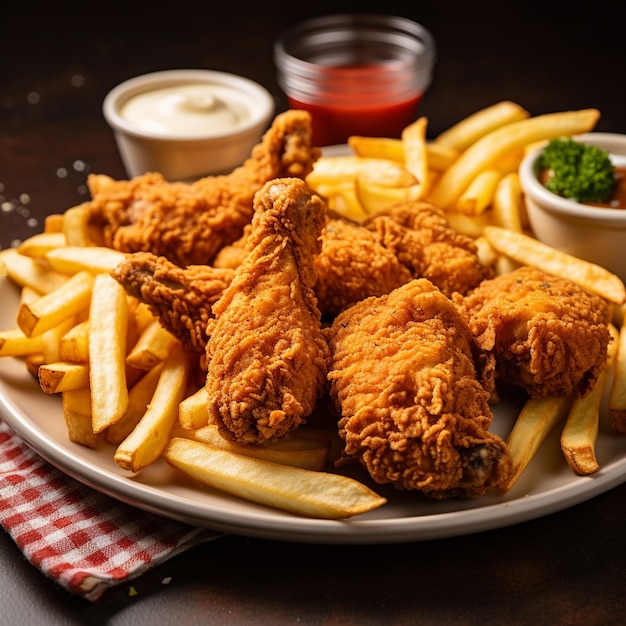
[17,232,67,258]
[45,246,127,275]
[17,270,94,337]
[444,211,494,238]
[483,226,626,305]
[114,342,191,472]
[500,395,573,493]
[62,204,96,246]
[0,328,44,357]
[89,273,129,433]
[401,116,429,198]
[172,424,329,471]
[126,319,179,370]
[38,361,90,394]
[355,178,421,217]
[58,320,90,362]
[106,364,164,445]
[455,169,501,215]
[41,318,77,364]
[163,437,386,519]
[323,184,370,223]
[0,248,68,294]
[348,135,458,171]
[473,235,498,268]
[62,388,98,448]
[428,109,600,209]
[492,172,524,232]
[432,100,530,152]
[307,155,417,188]
[178,385,209,429]
[609,305,626,434]
[44,214,64,233]
[560,324,619,475]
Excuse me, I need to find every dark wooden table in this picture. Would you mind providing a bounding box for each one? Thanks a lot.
[1,2,625,624]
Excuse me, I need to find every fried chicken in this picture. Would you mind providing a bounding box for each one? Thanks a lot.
[325,278,511,499]
[86,110,321,267]
[206,178,332,444]
[111,252,234,354]
[363,200,492,298]
[455,266,612,399]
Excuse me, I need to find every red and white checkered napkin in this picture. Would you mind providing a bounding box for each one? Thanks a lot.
[0,420,223,601]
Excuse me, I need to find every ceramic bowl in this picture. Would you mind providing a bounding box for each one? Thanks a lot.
[519,132,626,282]
[103,69,275,181]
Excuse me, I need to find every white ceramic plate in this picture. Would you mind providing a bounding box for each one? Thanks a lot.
[1,278,625,544]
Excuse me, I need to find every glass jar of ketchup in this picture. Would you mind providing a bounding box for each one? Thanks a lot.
[274,14,436,146]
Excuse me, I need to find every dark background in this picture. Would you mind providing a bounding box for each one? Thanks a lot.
[1,2,625,624]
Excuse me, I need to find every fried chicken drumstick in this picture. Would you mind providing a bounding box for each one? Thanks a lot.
[456,266,612,399]
[325,278,511,499]
[87,110,320,266]
[206,177,332,444]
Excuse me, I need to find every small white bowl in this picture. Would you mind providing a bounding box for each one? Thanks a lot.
[103,69,275,181]
[520,132,626,282]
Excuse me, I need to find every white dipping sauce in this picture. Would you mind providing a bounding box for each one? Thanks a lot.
[120,83,251,137]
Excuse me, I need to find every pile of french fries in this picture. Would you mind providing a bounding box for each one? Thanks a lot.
[1,101,625,519]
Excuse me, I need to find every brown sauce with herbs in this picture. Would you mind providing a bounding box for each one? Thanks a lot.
[539,165,626,210]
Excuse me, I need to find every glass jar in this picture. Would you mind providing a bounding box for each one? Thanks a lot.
[274,14,436,146]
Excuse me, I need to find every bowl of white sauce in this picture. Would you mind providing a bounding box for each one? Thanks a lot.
[103,69,275,180]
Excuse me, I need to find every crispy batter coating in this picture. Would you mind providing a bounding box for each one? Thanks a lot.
[325,279,511,499]
[456,266,612,399]
[111,252,234,354]
[206,178,332,444]
[86,110,320,266]
[364,201,492,298]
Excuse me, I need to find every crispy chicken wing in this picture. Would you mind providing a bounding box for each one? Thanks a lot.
[455,266,612,399]
[87,110,320,266]
[363,201,492,298]
[325,279,511,499]
[206,178,332,444]
[111,251,234,354]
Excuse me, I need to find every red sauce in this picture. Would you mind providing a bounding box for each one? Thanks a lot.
[286,65,424,146]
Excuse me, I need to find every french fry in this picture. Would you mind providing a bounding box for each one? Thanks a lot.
[609,305,626,434]
[492,172,524,232]
[401,116,429,198]
[17,232,67,258]
[45,246,127,275]
[483,226,626,305]
[306,156,417,188]
[41,317,76,364]
[179,385,209,429]
[62,388,98,448]
[126,319,179,370]
[560,324,619,474]
[428,109,600,209]
[58,320,90,362]
[348,136,458,170]
[500,395,573,493]
[0,248,68,294]
[432,100,530,152]
[62,204,95,246]
[163,437,386,519]
[17,270,94,336]
[38,361,90,394]
[89,273,129,433]
[0,328,44,357]
[354,179,421,217]
[172,423,329,471]
[44,213,64,233]
[106,364,164,445]
[114,342,191,472]
[455,169,501,215]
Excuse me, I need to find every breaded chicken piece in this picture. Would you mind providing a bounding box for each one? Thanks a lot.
[364,201,492,297]
[111,252,234,354]
[325,279,511,499]
[456,266,612,399]
[86,110,320,267]
[206,178,332,444]
[313,218,413,316]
